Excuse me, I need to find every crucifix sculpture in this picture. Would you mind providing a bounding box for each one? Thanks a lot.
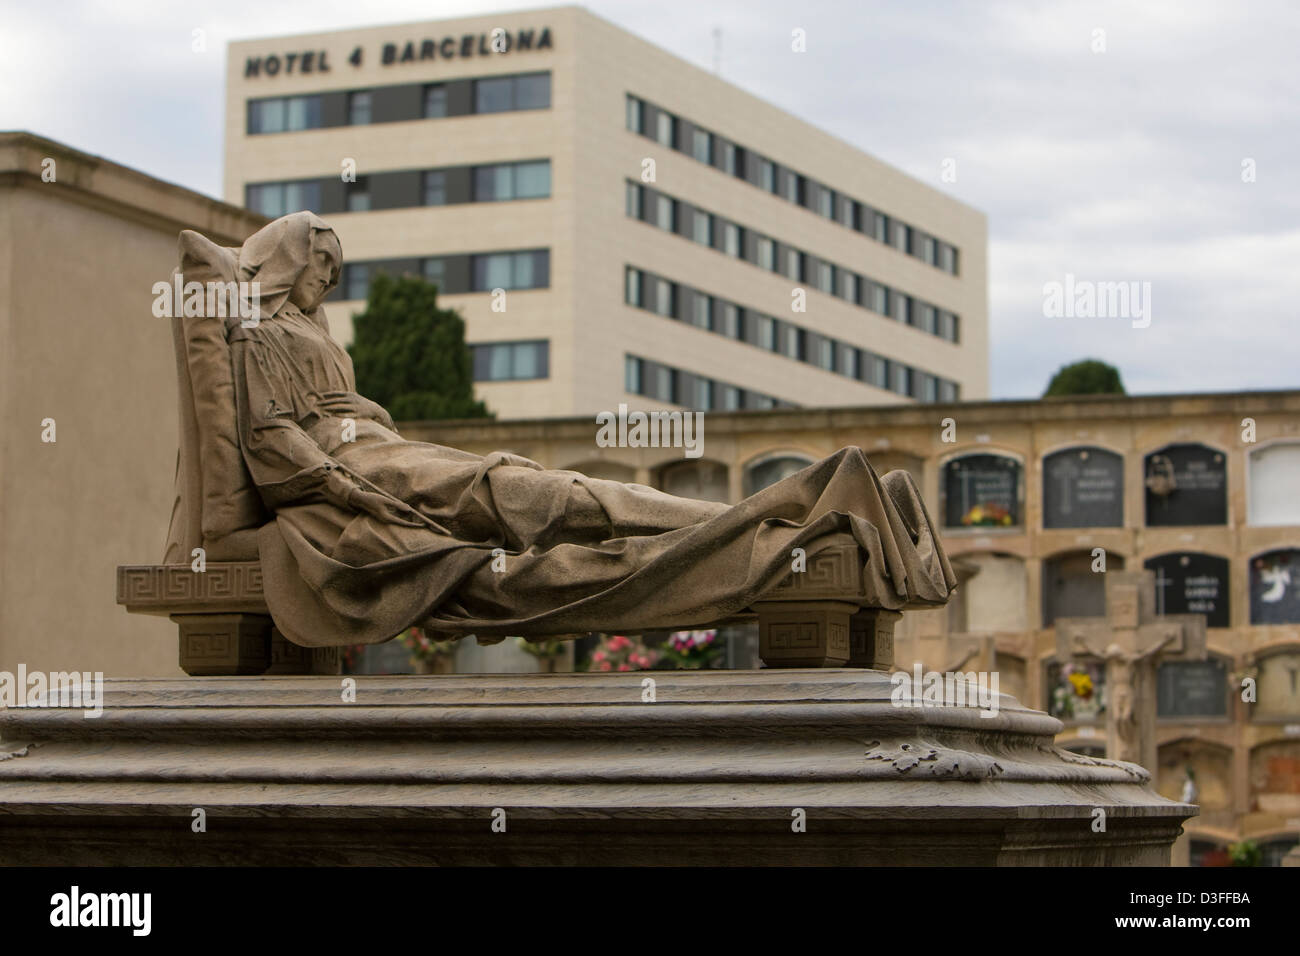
[1055,570,1207,770]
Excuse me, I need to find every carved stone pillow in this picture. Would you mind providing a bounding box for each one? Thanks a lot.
[172,229,267,560]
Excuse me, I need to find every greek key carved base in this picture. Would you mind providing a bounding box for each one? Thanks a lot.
[848,609,901,670]
[172,613,273,676]
[753,600,859,668]
[265,628,342,676]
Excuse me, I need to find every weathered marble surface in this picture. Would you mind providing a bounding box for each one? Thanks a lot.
[0,670,1194,865]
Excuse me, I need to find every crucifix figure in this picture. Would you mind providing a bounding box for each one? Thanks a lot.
[1055,570,1206,770]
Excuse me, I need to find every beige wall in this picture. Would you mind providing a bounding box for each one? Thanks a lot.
[225,5,988,421]
[0,133,266,678]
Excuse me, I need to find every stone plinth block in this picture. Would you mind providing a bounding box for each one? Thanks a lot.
[0,671,1195,866]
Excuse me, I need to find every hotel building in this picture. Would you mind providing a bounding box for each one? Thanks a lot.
[224,5,988,420]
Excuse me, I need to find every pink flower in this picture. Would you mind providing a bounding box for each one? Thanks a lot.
[592,650,606,662]
[618,663,631,671]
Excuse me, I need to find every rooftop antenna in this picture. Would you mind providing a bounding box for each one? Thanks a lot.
[712,26,722,75]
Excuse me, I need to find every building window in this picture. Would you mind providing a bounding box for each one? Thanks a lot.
[721,142,737,176]
[692,128,712,164]
[781,323,802,360]
[692,210,712,246]
[815,260,834,294]
[474,72,550,113]
[893,220,909,252]
[939,380,958,403]
[691,376,712,410]
[817,188,834,218]
[838,344,859,379]
[839,270,857,303]
[654,194,674,231]
[655,110,675,148]
[720,385,741,411]
[421,257,445,289]
[625,356,642,394]
[756,237,774,271]
[345,263,369,301]
[423,170,447,206]
[941,244,959,275]
[474,161,551,201]
[691,292,711,330]
[816,337,834,370]
[345,179,370,212]
[923,235,937,266]
[248,94,322,134]
[757,314,776,351]
[870,283,888,314]
[348,91,372,126]
[719,302,740,339]
[245,180,322,218]
[472,340,549,381]
[874,213,889,243]
[893,292,910,324]
[625,267,641,306]
[782,172,800,203]
[423,84,448,118]
[651,276,674,316]
[625,95,643,133]
[625,181,641,218]
[892,363,910,395]
[759,158,775,193]
[784,247,801,281]
[723,222,741,257]
[471,250,549,291]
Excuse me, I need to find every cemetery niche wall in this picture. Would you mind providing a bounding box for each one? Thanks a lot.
[1144,443,1227,527]
[1042,446,1123,529]
[1156,656,1228,719]
[942,452,1022,529]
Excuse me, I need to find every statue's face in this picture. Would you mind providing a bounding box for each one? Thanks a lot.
[288,231,342,311]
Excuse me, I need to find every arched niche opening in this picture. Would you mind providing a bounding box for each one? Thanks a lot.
[656,459,730,503]
[1042,548,1126,627]
[743,452,815,496]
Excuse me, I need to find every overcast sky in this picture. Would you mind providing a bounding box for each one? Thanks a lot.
[3,0,1296,399]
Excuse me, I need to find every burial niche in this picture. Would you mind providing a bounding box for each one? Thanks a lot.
[743,453,814,495]
[1156,655,1229,719]
[1248,442,1300,526]
[1157,740,1232,813]
[1249,741,1300,820]
[945,552,1028,633]
[1045,656,1106,722]
[1042,446,1123,529]
[1250,549,1300,625]
[942,453,1022,529]
[1144,443,1227,527]
[1042,549,1125,627]
[1144,552,1231,628]
[1254,648,1300,719]
[658,459,730,502]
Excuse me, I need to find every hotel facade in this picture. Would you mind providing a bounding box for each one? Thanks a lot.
[224,5,988,420]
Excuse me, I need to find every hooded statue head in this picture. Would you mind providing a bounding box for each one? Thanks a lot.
[237,211,342,324]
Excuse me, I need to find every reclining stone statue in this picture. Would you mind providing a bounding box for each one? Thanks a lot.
[118,211,956,674]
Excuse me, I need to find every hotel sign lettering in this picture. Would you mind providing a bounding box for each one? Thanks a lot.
[244,27,554,78]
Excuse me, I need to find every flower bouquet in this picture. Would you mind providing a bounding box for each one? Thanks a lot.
[659,629,724,669]
[583,633,657,672]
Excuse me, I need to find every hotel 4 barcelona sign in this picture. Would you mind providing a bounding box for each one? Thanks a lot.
[244,27,554,78]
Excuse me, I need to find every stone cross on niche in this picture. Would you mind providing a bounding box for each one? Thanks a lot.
[1054,570,1206,771]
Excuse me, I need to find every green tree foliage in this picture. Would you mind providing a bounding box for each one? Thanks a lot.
[1043,359,1126,398]
[347,272,492,421]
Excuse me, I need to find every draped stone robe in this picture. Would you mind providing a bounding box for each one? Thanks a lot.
[229,231,955,650]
